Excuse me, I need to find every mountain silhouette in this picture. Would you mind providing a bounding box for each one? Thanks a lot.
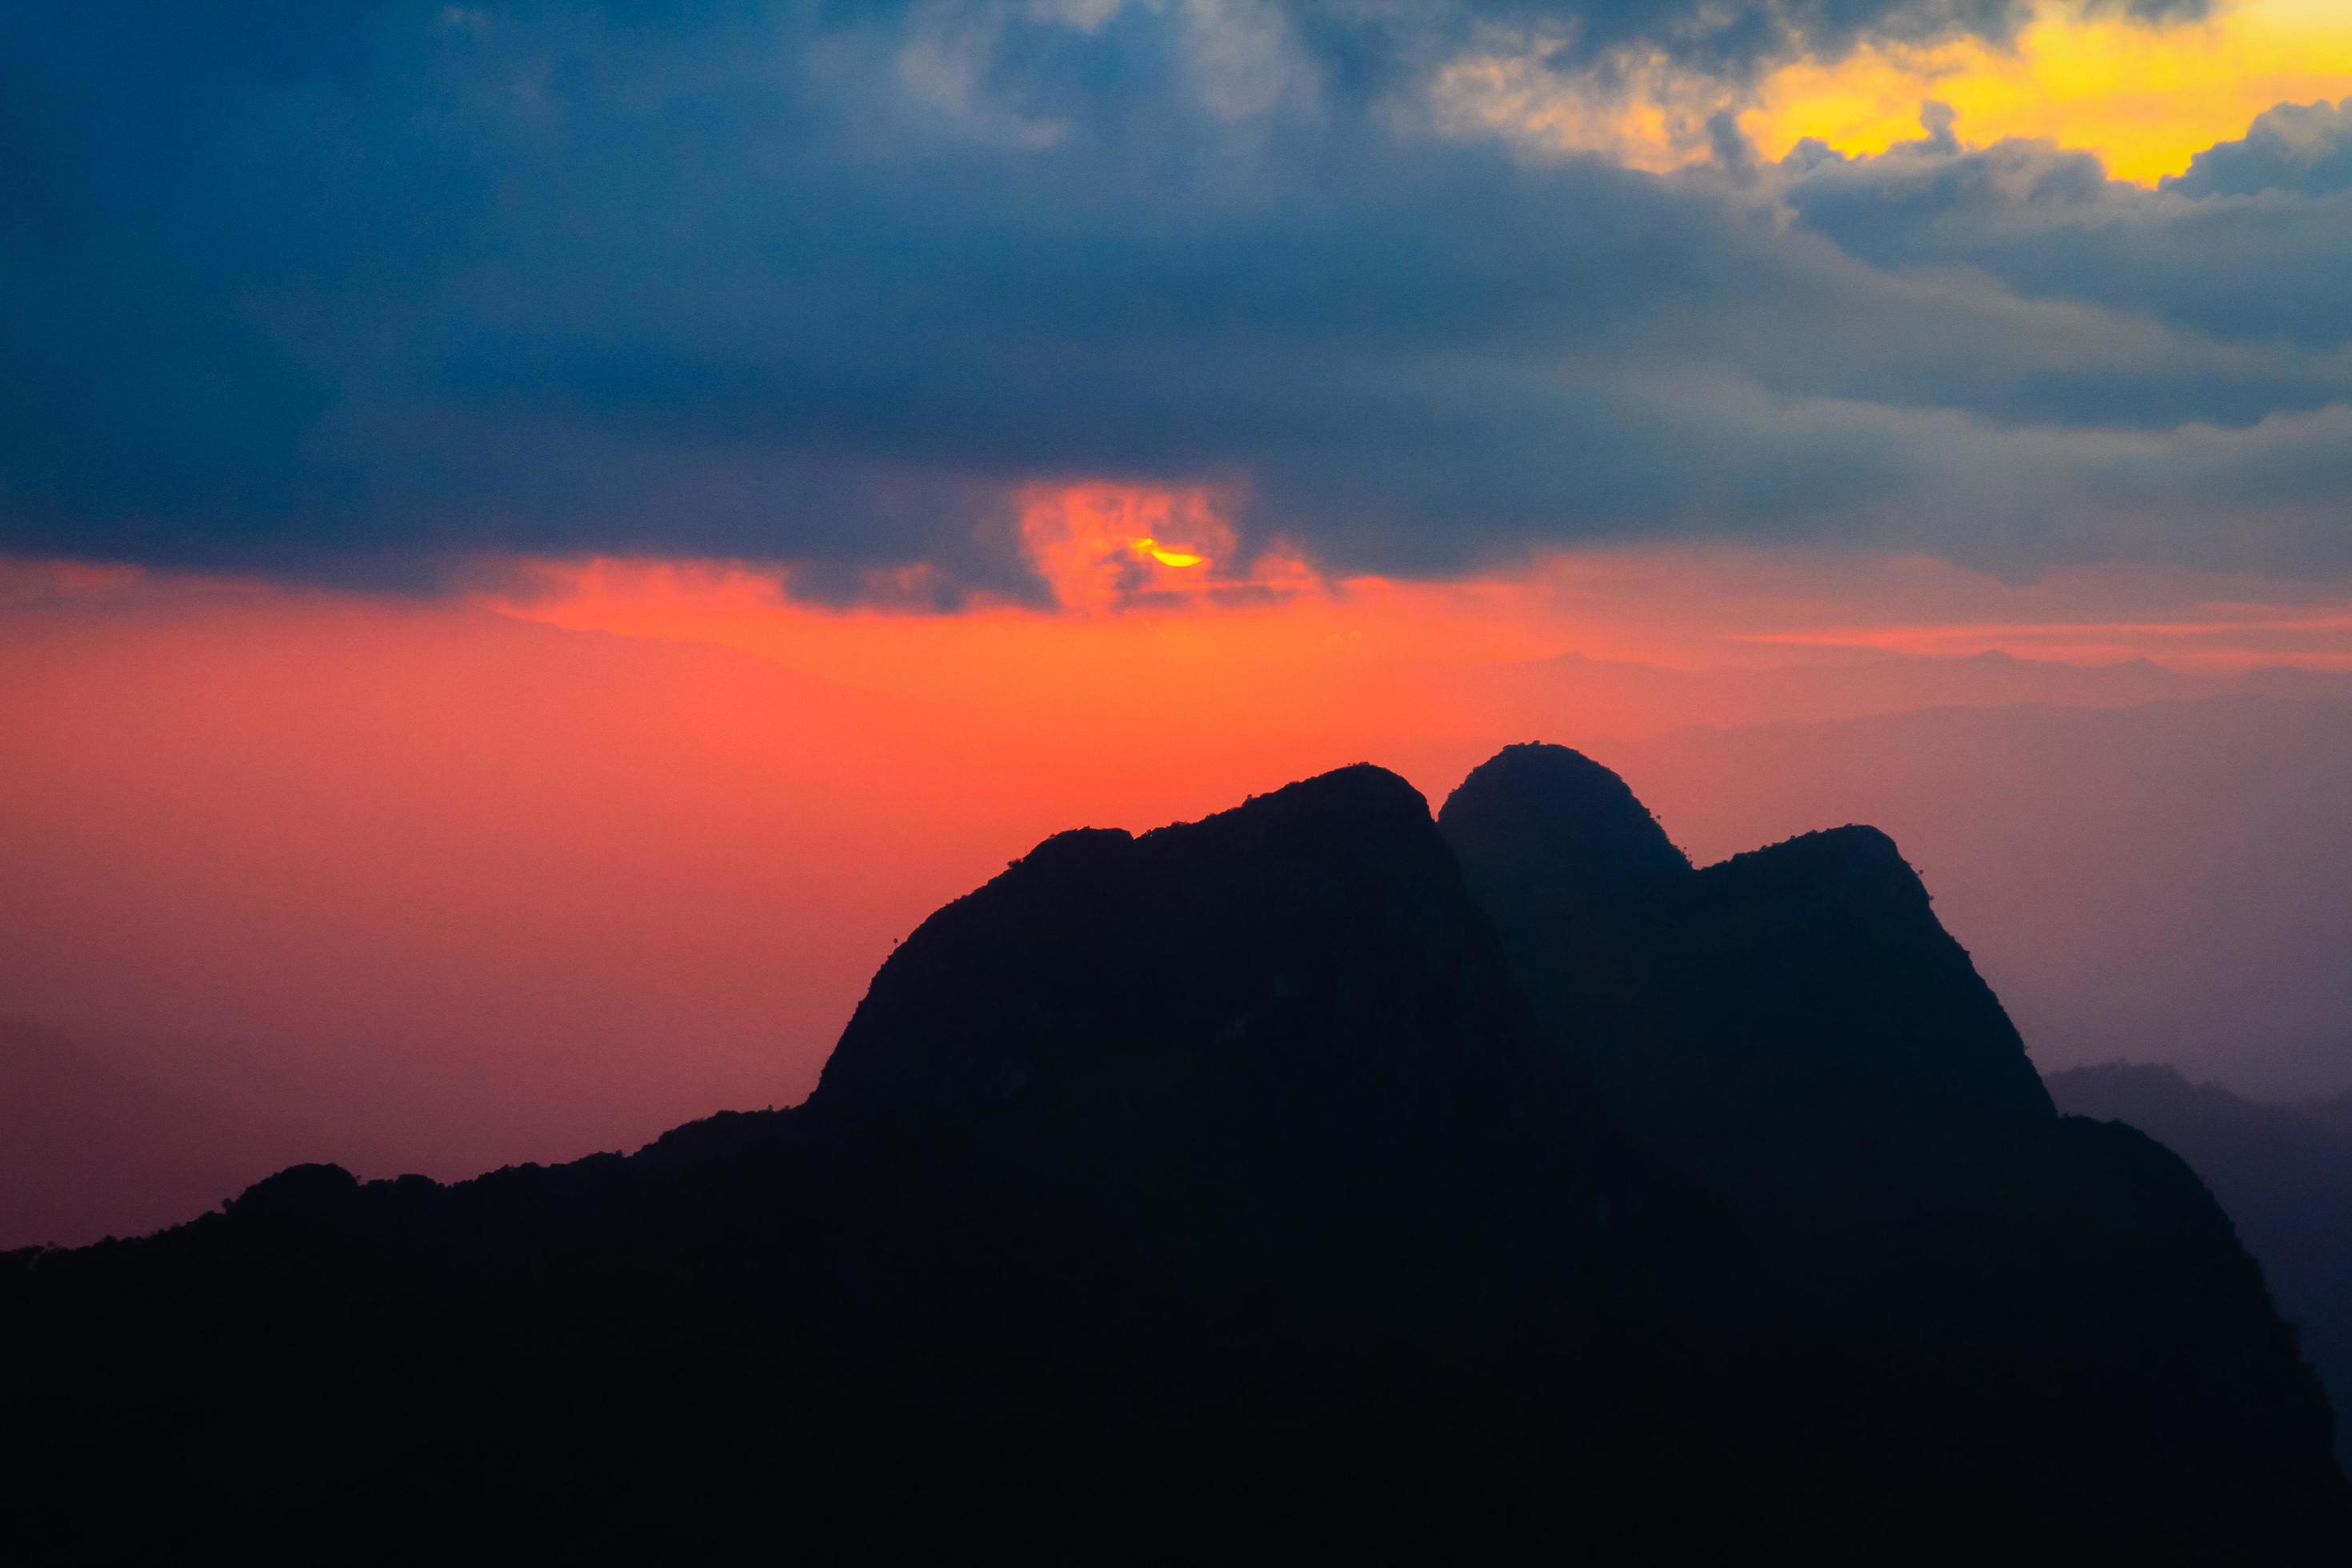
[1441,744,2344,1550]
[2050,1062,2352,1466]
[6,754,2346,1562]
[1441,742,2053,1153]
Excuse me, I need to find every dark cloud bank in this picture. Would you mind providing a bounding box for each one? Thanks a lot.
[2,2,2345,597]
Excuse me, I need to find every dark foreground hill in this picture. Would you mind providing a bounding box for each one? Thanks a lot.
[0,1018,314,1249]
[5,754,2345,1562]
[2048,1062,2352,1466]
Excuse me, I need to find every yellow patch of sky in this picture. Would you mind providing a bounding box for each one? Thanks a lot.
[1746,0,2352,183]
[1436,0,2352,183]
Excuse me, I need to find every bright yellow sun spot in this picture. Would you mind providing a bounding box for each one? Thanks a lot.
[1135,538,1206,569]
[1748,0,2352,183]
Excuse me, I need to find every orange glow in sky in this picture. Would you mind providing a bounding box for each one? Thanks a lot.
[4,528,2349,1206]
[482,485,2352,708]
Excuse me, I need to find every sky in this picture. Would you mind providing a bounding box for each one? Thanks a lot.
[4,1,2352,1242]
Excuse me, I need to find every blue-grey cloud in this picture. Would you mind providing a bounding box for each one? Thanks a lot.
[1290,2,2209,82]
[2167,98,2352,198]
[0,1,2341,598]
[1776,110,2352,352]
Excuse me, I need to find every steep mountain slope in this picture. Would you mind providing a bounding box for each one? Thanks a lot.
[4,756,2345,1562]
[1599,694,2352,1099]
[2050,1062,2352,1463]
[1442,743,2346,1553]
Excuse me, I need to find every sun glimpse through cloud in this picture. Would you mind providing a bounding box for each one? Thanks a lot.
[1138,540,1206,569]
[1012,484,1320,613]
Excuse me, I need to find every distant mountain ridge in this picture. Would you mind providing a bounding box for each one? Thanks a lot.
[5,751,2344,1562]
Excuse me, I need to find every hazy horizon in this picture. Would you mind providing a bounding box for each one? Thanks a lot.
[6,562,2349,1246]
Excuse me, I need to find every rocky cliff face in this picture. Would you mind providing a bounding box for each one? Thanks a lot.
[3,752,2344,1562]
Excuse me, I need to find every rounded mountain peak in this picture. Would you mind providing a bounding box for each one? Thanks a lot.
[1698,823,1922,903]
[1438,743,1692,898]
[809,761,1511,1119]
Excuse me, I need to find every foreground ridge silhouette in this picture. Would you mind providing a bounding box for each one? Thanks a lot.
[5,753,2345,1562]
[2047,1062,2352,1468]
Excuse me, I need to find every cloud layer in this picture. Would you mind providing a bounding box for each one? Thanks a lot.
[1,2,2344,597]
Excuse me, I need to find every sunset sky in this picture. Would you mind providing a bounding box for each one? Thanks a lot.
[5,1,2351,1237]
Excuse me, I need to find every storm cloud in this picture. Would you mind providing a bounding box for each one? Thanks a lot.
[1,1,2343,596]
